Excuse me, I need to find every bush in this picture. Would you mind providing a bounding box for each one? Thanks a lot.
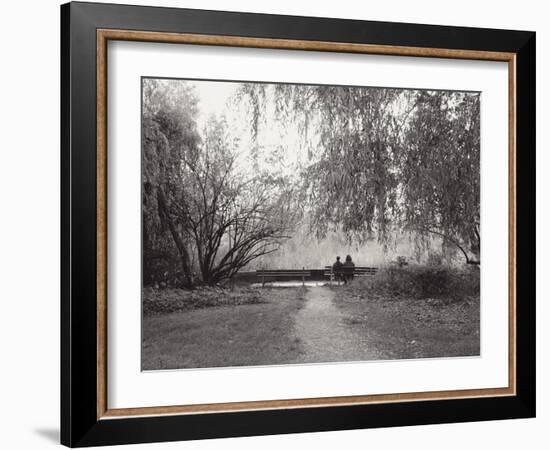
[355,264,479,300]
[392,256,409,267]
[142,286,265,316]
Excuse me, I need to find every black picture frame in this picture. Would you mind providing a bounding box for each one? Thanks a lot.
[61,1,535,447]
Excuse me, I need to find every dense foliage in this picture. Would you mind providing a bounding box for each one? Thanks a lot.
[142,79,296,287]
[143,78,481,287]
[238,84,480,264]
[353,264,480,300]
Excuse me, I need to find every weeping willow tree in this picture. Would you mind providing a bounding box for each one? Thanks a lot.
[142,78,201,287]
[400,91,480,264]
[236,83,480,264]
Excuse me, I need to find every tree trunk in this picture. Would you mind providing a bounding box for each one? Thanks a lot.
[156,187,193,287]
[421,227,480,266]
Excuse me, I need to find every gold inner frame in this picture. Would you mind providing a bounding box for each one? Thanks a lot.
[96,28,517,420]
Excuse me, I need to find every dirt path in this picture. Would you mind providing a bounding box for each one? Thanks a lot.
[293,286,384,363]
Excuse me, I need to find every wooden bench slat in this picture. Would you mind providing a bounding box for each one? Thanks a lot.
[256,271,311,274]
[256,269,312,287]
[256,270,311,273]
[323,266,378,280]
[257,273,311,276]
[256,270,310,272]
[255,267,378,285]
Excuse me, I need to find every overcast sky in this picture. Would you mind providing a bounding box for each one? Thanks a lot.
[192,80,238,130]
[187,79,308,180]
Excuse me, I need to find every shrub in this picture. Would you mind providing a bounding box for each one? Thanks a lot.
[355,264,479,300]
[142,286,265,316]
[393,256,409,267]
[426,252,444,267]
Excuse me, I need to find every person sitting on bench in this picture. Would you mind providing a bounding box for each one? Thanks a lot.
[342,254,355,284]
[332,256,344,283]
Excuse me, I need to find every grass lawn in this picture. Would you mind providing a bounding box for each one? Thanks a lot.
[142,287,307,370]
[332,284,480,360]
[142,280,480,370]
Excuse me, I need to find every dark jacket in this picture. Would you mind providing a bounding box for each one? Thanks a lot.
[332,260,343,278]
[342,261,355,280]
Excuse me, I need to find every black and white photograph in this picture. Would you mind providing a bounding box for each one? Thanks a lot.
[141,77,481,370]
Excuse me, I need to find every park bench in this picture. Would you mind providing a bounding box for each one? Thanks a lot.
[324,265,378,285]
[256,268,311,287]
